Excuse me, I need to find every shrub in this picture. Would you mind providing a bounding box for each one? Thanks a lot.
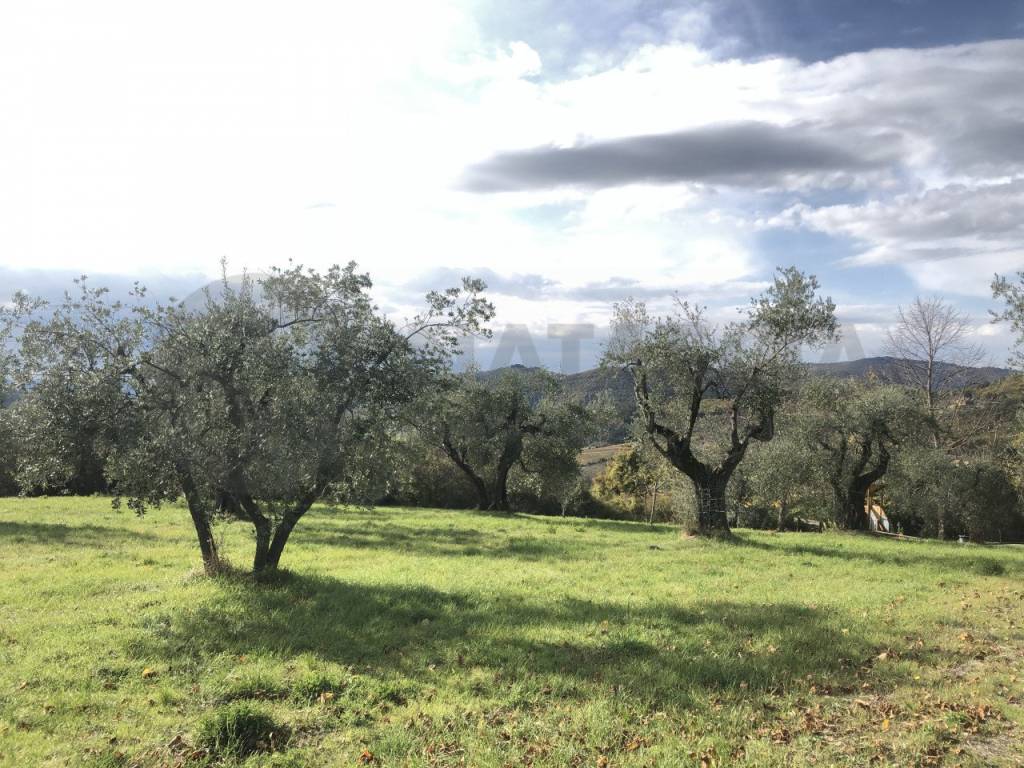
[196,702,289,758]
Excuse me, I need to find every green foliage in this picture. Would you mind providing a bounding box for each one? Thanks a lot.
[992,271,1024,369]
[889,448,1024,541]
[12,365,113,494]
[793,378,926,529]
[0,293,44,496]
[15,264,492,572]
[591,444,674,521]
[0,407,16,496]
[737,435,825,529]
[388,435,479,509]
[196,701,289,758]
[604,267,837,533]
[425,367,601,512]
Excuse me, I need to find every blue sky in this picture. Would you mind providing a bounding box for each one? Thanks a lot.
[2,1,1023,371]
[474,0,1024,67]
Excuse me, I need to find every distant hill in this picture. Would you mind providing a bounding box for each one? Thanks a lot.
[805,356,1012,388]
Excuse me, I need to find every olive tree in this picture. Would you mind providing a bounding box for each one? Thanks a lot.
[889,448,1022,541]
[604,267,837,535]
[742,435,820,530]
[13,364,116,495]
[428,368,596,512]
[1,293,43,494]
[795,378,923,530]
[19,264,492,573]
[0,305,17,493]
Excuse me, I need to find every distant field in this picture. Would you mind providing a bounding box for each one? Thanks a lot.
[579,443,630,479]
[1,498,1023,767]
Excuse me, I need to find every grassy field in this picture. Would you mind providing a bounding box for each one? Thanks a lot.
[1,499,1023,767]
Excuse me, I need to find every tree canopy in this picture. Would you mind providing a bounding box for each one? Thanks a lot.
[426,367,599,512]
[793,377,925,530]
[17,264,492,573]
[604,267,837,534]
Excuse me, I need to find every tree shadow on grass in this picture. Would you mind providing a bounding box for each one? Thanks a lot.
[729,530,1023,575]
[290,507,679,564]
[294,518,588,561]
[511,514,678,536]
[0,520,158,548]
[129,570,872,711]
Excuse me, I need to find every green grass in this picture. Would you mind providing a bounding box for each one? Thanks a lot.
[1,498,1023,767]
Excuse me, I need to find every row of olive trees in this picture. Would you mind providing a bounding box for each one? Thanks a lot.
[737,378,1024,541]
[597,270,1024,540]
[5,262,1024,566]
[591,372,1023,540]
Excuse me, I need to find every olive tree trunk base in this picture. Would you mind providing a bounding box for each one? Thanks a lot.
[693,478,732,536]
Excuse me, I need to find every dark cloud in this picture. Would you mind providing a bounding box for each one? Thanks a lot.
[460,122,898,193]
[947,116,1024,174]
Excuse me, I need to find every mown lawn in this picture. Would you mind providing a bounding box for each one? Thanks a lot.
[1,498,1023,767]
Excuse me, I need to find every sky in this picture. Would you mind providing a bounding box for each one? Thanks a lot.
[2,0,1024,371]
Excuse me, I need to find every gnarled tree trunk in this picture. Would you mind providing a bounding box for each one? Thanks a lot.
[264,491,319,570]
[489,440,521,512]
[691,470,733,534]
[252,515,272,572]
[630,364,771,537]
[834,440,890,531]
[836,485,869,531]
[442,435,491,510]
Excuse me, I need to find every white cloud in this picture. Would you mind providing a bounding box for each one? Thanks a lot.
[768,180,1024,295]
[1,1,1022,338]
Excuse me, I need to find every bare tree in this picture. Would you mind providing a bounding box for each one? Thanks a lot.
[885,296,985,442]
[885,296,986,537]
